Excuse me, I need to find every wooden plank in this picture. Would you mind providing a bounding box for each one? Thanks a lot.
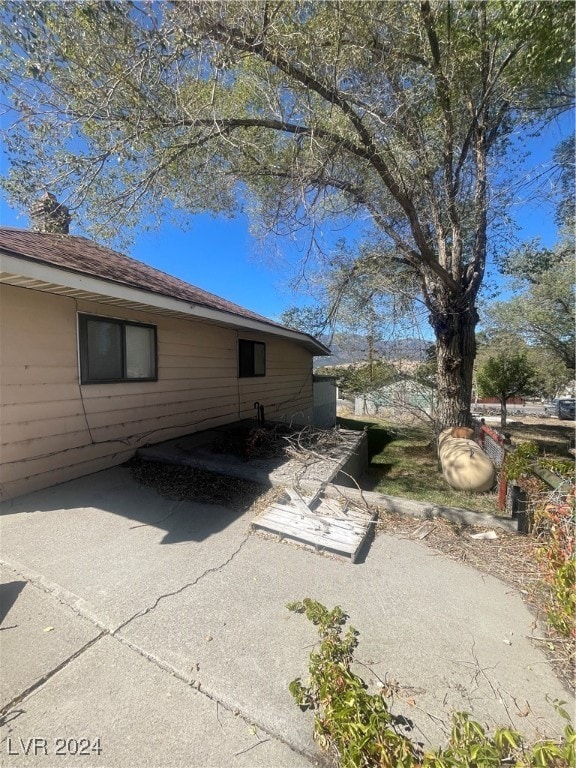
[285,487,320,515]
[256,505,366,548]
[254,514,358,555]
[314,499,373,522]
[252,489,378,563]
[256,520,360,556]
[265,506,363,544]
[268,504,331,532]
[272,502,370,532]
[269,505,366,539]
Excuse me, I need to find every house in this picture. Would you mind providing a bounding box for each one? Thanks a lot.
[0,196,330,500]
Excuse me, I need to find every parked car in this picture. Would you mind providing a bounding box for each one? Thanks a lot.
[544,398,575,420]
[557,398,575,420]
[544,399,559,416]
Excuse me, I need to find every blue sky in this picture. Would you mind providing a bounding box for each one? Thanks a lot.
[0,116,570,324]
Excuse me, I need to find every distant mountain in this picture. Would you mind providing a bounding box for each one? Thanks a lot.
[315,333,430,365]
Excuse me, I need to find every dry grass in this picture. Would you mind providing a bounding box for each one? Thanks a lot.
[499,416,575,457]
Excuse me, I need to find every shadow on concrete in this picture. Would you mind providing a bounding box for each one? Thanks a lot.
[125,457,275,545]
[1,463,264,545]
[1,422,366,547]
[0,580,26,626]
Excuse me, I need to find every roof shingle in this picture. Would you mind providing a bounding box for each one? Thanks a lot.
[0,226,285,329]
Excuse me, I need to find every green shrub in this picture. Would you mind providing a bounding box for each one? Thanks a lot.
[288,599,574,767]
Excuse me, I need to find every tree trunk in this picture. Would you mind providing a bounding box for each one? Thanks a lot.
[367,331,375,384]
[430,290,479,429]
[500,396,507,428]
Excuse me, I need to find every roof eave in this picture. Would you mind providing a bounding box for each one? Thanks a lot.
[0,250,331,356]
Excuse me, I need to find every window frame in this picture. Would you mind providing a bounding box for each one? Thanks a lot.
[78,314,158,384]
[238,339,266,378]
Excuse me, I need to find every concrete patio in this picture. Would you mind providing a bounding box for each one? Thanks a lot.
[0,465,572,767]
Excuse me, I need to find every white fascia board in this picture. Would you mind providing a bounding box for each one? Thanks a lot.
[0,252,331,356]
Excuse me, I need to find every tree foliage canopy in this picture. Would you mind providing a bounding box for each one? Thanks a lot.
[487,132,575,376]
[477,351,538,426]
[489,251,575,373]
[1,0,573,426]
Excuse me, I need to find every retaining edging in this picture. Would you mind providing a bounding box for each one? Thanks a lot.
[299,482,518,533]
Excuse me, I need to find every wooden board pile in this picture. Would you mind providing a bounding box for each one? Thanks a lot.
[252,486,377,563]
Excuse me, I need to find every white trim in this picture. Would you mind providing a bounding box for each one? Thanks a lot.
[0,251,330,355]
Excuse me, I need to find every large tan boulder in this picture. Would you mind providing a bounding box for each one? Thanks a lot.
[438,428,496,492]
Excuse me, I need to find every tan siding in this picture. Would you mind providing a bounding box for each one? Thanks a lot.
[1,431,90,465]
[1,365,78,386]
[88,405,241,444]
[158,356,235,371]
[80,384,238,414]
[1,399,84,422]
[1,450,135,500]
[2,427,176,480]
[1,415,88,444]
[1,383,82,405]
[86,394,239,429]
[238,335,313,423]
[1,285,314,499]
[160,340,236,356]
[0,287,90,490]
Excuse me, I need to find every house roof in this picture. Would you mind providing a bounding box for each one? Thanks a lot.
[0,226,330,355]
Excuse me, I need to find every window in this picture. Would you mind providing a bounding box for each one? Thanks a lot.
[79,315,157,383]
[238,339,266,377]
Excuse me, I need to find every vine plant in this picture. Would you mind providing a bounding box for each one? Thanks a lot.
[288,599,574,768]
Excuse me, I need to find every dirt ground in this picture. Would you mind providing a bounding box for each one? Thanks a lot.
[490,415,575,457]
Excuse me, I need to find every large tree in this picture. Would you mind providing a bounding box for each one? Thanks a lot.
[1,1,573,427]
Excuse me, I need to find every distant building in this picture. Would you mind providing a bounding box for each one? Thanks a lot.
[354,379,435,418]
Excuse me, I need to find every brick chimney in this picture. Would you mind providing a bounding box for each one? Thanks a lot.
[30,193,71,234]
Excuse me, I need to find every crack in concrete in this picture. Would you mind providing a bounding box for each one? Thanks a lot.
[112,533,252,634]
[0,539,321,765]
[0,631,107,719]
